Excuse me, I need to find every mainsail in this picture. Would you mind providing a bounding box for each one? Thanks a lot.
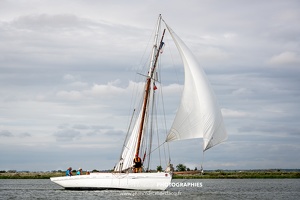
[115,111,144,171]
[114,16,163,172]
[164,24,227,151]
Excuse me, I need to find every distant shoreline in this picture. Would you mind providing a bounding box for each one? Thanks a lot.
[173,170,300,179]
[1,170,299,179]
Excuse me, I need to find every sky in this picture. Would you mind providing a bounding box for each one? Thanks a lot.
[0,0,299,171]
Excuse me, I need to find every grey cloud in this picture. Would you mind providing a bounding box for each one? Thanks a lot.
[91,125,114,130]
[53,129,81,142]
[0,130,13,137]
[104,130,124,137]
[85,129,124,137]
[86,131,99,137]
[72,124,116,131]
[72,124,89,130]
[57,124,69,129]
[238,125,300,138]
[12,14,86,30]
[19,132,31,138]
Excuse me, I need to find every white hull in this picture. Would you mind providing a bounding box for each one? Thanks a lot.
[50,172,172,190]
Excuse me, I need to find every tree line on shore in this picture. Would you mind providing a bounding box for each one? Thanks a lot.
[1,163,300,178]
[1,163,300,174]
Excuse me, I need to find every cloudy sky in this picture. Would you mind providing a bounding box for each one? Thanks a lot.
[0,0,299,171]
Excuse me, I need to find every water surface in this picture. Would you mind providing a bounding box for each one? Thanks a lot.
[0,179,299,199]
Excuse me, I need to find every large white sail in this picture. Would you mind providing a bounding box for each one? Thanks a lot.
[165,24,227,151]
[114,111,143,171]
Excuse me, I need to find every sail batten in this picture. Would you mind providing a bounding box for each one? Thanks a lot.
[165,24,227,151]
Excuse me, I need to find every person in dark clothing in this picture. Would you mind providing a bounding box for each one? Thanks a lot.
[133,155,142,173]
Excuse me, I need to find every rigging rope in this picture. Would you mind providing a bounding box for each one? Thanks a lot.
[149,141,167,155]
[157,59,172,166]
[200,150,205,173]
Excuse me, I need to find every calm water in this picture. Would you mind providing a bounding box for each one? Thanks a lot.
[0,179,299,200]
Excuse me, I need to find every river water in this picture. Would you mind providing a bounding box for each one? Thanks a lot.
[0,179,299,199]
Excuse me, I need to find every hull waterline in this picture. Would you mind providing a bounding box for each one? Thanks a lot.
[50,172,172,190]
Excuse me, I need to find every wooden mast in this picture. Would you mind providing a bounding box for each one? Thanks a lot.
[135,17,166,161]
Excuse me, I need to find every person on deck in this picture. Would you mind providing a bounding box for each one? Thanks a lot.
[66,167,72,176]
[76,168,82,175]
[133,155,142,173]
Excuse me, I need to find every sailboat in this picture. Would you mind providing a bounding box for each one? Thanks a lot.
[50,14,227,190]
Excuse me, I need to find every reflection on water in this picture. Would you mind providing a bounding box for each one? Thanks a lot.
[0,179,299,199]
